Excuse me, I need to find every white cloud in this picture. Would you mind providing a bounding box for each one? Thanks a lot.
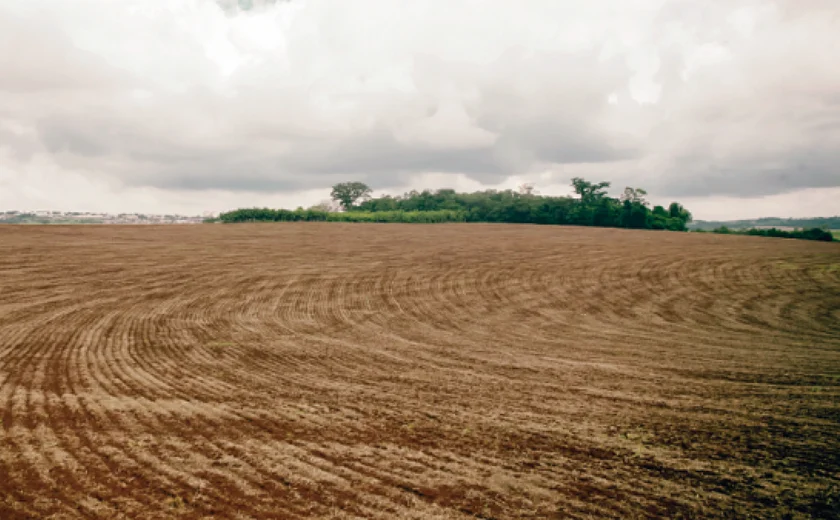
[0,0,837,218]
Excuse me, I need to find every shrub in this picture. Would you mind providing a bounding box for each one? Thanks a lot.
[219,208,465,224]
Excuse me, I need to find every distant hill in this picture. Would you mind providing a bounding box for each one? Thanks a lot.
[689,216,840,231]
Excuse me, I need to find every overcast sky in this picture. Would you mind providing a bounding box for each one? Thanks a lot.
[0,0,838,219]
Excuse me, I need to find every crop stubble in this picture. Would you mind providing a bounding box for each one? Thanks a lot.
[0,223,838,519]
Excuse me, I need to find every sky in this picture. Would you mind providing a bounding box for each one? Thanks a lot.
[0,0,838,220]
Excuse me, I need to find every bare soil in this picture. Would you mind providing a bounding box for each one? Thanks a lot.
[1,223,838,519]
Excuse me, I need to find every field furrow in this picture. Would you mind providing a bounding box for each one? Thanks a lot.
[0,223,838,519]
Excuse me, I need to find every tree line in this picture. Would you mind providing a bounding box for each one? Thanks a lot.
[703,226,835,242]
[330,178,693,230]
[220,178,693,230]
[218,178,836,241]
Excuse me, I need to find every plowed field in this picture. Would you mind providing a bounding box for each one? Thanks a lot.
[1,224,839,519]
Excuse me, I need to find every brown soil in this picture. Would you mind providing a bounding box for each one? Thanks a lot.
[0,223,838,519]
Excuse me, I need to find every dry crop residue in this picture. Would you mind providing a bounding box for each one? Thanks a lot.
[0,223,838,519]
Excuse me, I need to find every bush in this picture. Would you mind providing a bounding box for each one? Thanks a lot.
[218,208,466,224]
[711,226,834,242]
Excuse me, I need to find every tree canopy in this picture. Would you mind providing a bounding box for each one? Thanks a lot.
[222,177,700,232]
[330,182,372,211]
[354,178,693,231]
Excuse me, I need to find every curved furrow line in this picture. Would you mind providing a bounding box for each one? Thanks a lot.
[225,439,410,518]
[381,267,497,348]
[355,270,388,317]
[300,276,323,331]
[374,267,411,325]
[628,257,751,333]
[251,274,303,338]
[393,270,457,333]
[268,440,479,519]
[120,281,269,402]
[229,405,497,517]
[132,311,242,401]
[102,318,358,512]
[0,304,116,516]
[117,407,300,515]
[472,266,515,312]
[291,441,545,519]
[115,307,243,407]
[35,307,161,516]
[53,307,207,512]
[721,261,838,339]
[30,300,270,516]
[776,262,840,336]
[217,435,403,517]
[123,415,306,516]
[658,258,770,336]
[318,275,352,331]
[56,353,168,516]
[66,383,271,517]
[21,302,170,513]
[440,264,493,326]
[93,290,424,513]
[347,274,384,329]
[648,257,735,329]
[225,275,283,338]
[2,224,839,518]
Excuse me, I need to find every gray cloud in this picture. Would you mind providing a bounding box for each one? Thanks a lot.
[660,161,840,198]
[1,0,839,215]
[25,41,636,192]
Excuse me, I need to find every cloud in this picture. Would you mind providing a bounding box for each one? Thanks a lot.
[642,0,840,197]
[0,0,838,217]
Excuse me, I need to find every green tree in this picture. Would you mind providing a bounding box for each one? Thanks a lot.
[668,202,692,223]
[571,177,611,205]
[617,187,649,229]
[222,177,693,232]
[570,178,613,226]
[649,205,668,229]
[620,187,648,205]
[330,182,372,211]
[621,199,649,229]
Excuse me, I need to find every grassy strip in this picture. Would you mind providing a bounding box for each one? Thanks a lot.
[219,208,466,223]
